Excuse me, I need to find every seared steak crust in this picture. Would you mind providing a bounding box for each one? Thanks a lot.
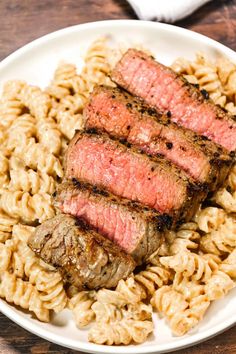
[111,49,236,152]
[55,179,169,263]
[85,85,233,189]
[28,214,135,290]
[65,129,206,222]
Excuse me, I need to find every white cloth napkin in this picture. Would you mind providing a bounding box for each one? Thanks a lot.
[127,0,211,23]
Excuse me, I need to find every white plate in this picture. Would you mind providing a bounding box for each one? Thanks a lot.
[0,20,235,353]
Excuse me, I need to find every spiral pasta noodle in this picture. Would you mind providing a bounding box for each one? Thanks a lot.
[0,271,50,322]
[14,138,63,178]
[89,301,153,345]
[160,251,220,282]
[12,224,67,313]
[9,169,56,195]
[0,97,24,128]
[0,189,55,223]
[36,118,62,156]
[7,114,37,151]
[18,83,51,120]
[69,291,96,328]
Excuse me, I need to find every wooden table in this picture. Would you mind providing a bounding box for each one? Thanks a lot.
[0,0,236,353]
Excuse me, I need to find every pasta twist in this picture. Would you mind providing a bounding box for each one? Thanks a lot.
[89,299,153,346]
[200,215,236,255]
[96,276,146,307]
[151,286,195,336]
[0,98,24,129]
[9,168,56,195]
[196,207,226,233]
[46,62,77,99]
[205,271,235,301]
[169,295,210,336]
[2,80,25,100]
[14,138,63,178]
[172,273,205,301]
[36,118,62,156]
[7,114,37,150]
[134,264,172,296]
[69,291,96,328]
[56,110,84,140]
[0,271,50,322]
[158,223,200,257]
[82,38,113,86]
[0,240,14,272]
[18,83,51,120]
[35,271,67,313]
[92,301,152,324]
[172,54,227,108]
[0,210,18,243]
[220,248,236,279]
[116,276,147,303]
[216,56,236,86]
[213,187,236,213]
[160,251,220,282]
[151,286,209,336]
[0,189,55,223]
[12,224,67,313]
[88,319,153,345]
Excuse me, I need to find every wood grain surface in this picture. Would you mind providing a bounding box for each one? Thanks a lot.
[0,0,236,353]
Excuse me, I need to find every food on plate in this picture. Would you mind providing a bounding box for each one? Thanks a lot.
[28,214,136,289]
[0,37,236,346]
[55,179,169,263]
[85,85,233,188]
[112,48,236,151]
[65,129,206,220]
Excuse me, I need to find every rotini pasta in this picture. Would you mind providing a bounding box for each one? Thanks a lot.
[9,169,56,195]
[14,138,63,178]
[199,215,236,255]
[6,114,37,150]
[0,210,18,243]
[12,224,67,313]
[160,251,220,282]
[88,318,153,345]
[69,291,96,328]
[0,271,50,322]
[18,83,51,120]
[0,189,55,223]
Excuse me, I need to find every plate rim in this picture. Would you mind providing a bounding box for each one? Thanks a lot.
[0,19,235,353]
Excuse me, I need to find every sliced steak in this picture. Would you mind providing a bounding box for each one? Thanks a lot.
[85,86,233,189]
[111,48,236,152]
[65,130,206,221]
[55,179,169,264]
[28,214,135,290]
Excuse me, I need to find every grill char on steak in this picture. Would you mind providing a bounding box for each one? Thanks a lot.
[55,179,169,264]
[28,214,135,290]
[111,48,236,152]
[85,85,233,189]
[65,129,206,222]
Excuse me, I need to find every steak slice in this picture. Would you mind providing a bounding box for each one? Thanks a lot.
[85,85,233,189]
[65,129,206,221]
[28,214,135,290]
[55,179,169,264]
[111,48,236,152]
